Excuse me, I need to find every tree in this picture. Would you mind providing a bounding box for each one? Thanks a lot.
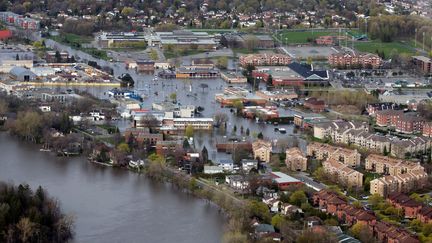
[289,190,307,206]
[139,114,159,130]
[232,99,244,114]
[15,54,19,60]
[120,73,134,87]
[214,112,228,127]
[297,229,337,243]
[257,132,264,139]
[117,143,130,153]
[271,214,285,230]
[232,148,249,165]
[247,201,271,223]
[217,56,229,69]
[149,49,158,61]
[201,146,208,163]
[368,194,384,209]
[55,50,62,63]
[246,128,250,136]
[121,7,136,17]
[185,125,194,138]
[244,35,259,51]
[169,93,177,103]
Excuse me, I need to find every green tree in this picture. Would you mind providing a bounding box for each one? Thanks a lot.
[350,222,368,239]
[117,143,130,153]
[232,99,244,114]
[247,201,271,223]
[257,132,264,140]
[121,7,136,17]
[217,56,229,69]
[202,146,208,163]
[368,194,384,209]
[169,93,177,103]
[149,49,159,61]
[271,214,285,230]
[185,125,194,138]
[289,190,307,206]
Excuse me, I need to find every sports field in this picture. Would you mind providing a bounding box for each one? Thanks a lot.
[353,40,416,58]
[274,30,342,44]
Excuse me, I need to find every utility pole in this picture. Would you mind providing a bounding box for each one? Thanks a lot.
[415,28,417,48]
[423,32,426,51]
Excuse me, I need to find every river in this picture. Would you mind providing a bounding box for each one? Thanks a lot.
[0,133,225,243]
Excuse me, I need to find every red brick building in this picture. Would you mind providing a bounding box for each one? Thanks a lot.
[376,110,404,127]
[315,36,335,45]
[304,98,325,113]
[412,56,432,74]
[396,115,424,134]
[328,52,383,69]
[387,193,423,219]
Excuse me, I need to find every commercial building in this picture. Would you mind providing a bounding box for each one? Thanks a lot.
[220,72,247,84]
[304,98,325,113]
[136,59,155,72]
[315,36,335,45]
[252,139,272,163]
[242,106,279,120]
[156,30,217,50]
[322,159,363,188]
[269,172,303,190]
[176,65,219,79]
[252,62,329,87]
[328,52,382,69]
[285,147,308,171]
[162,118,213,130]
[255,90,298,101]
[307,142,361,167]
[97,32,146,48]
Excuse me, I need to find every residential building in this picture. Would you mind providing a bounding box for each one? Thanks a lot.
[322,159,363,188]
[307,142,361,167]
[395,115,425,134]
[239,53,291,67]
[0,12,39,30]
[365,154,425,176]
[412,56,432,74]
[241,159,258,172]
[124,128,163,146]
[225,175,249,191]
[252,140,272,163]
[328,52,383,69]
[285,147,308,171]
[423,122,432,137]
[370,172,428,197]
[376,110,404,127]
[155,140,184,157]
[366,103,400,116]
[162,118,213,130]
[387,193,423,219]
[203,165,224,174]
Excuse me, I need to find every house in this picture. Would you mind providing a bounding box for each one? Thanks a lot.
[269,172,303,190]
[281,203,303,216]
[387,193,422,219]
[285,147,308,171]
[217,159,235,171]
[254,224,275,238]
[252,139,272,163]
[203,165,224,174]
[241,159,258,172]
[225,175,249,191]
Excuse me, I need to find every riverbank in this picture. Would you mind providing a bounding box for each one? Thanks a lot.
[0,132,225,242]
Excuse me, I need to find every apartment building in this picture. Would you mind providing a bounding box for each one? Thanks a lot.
[412,56,432,74]
[328,52,383,69]
[307,142,361,167]
[322,159,364,188]
[252,140,272,163]
[365,154,425,176]
[285,147,308,171]
[375,110,404,127]
[370,172,428,197]
[395,115,425,134]
[239,53,292,67]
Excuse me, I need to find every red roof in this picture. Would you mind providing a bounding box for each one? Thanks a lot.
[0,30,12,39]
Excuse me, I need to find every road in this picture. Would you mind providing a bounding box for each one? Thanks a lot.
[290,171,327,191]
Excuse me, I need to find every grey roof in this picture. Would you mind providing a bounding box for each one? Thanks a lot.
[255,224,275,233]
[9,66,35,77]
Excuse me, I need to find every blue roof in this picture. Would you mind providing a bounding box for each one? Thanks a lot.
[287,62,328,80]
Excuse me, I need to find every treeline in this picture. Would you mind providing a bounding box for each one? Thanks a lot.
[0,182,74,242]
[309,90,378,111]
[362,15,432,44]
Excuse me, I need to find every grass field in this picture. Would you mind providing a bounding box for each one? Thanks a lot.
[274,30,340,44]
[353,40,416,58]
[50,33,93,47]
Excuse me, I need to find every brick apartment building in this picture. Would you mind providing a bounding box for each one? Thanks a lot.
[423,122,432,137]
[375,110,404,127]
[328,52,383,69]
[239,53,292,67]
[395,115,425,134]
[307,142,361,167]
[412,56,432,74]
[304,98,325,113]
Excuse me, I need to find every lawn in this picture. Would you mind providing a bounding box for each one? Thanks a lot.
[50,33,93,48]
[353,40,416,58]
[274,30,340,44]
